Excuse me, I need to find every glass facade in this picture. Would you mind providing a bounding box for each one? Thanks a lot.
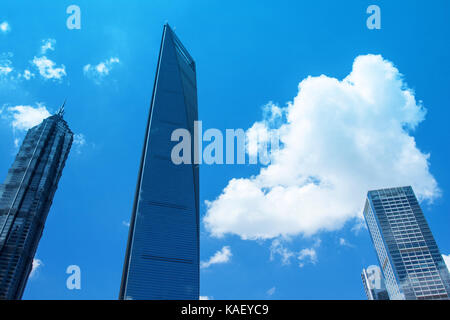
[364,186,450,300]
[119,24,199,300]
[0,111,73,299]
[361,265,389,300]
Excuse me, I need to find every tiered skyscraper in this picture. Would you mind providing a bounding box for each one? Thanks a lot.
[119,24,199,300]
[0,106,73,299]
[363,186,450,300]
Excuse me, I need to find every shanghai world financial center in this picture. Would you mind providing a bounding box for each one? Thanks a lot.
[119,24,200,300]
[0,23,449,301]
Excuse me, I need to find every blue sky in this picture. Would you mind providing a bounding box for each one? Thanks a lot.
[0,0,449,299]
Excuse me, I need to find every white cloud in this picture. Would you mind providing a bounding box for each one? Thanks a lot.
[29,258,43,279]
[351,218,367,235]
[72,133,87,154]
[0,58,13,76]
[443,254,450,272]
[246,102,285,161]
[40,38,56,54]
[122,220,130,227]
[339,238,354,247]
[266,287,276,296]
[0,66,13,76]
[247,122,270,158]
[32,56,66,80]
[20,69,35,80]
[7,104,51,130]
[0,53,35,81]
[0,21,11,34]
[204,54,438,241]
[270,238,320,267]
[73,133,86,146]
[201,246,232,269]
[297,248,317,268]
[199,296,213,300]
[270,239,295,265]
[83,57,120,84]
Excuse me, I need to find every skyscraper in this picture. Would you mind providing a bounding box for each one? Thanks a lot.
[119,24,199,300]
[361,265,389,300]
[0,106,73,299]
[363,186,450,300]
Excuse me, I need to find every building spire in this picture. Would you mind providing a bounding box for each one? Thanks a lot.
[57,98,66,117]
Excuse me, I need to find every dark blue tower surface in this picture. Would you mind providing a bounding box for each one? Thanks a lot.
[0,107,73,299]
[119,25,199,300]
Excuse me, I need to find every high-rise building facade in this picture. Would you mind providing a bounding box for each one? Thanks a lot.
[361,265,389,300]
[119,24,199,300]
[0,108,73,299]
[364,186,450,300]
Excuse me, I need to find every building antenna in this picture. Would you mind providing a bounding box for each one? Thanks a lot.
[57,98,66,117]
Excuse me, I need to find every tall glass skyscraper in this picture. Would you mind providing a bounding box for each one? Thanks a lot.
[119,24,199,300]
[364,186,450,300]
[0,107,73,299]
